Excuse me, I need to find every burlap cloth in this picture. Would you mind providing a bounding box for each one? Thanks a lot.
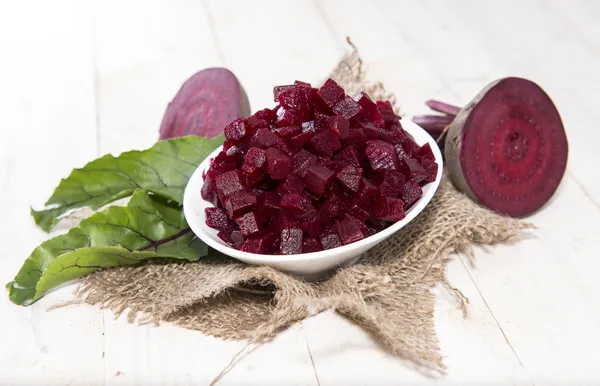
[70,43,532,380]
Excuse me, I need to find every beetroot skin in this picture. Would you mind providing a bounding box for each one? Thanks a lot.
[159,68,251,139]
[443,77,568,217]
[201,78,440,254]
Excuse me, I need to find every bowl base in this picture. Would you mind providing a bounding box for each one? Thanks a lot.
[287,255,364,282]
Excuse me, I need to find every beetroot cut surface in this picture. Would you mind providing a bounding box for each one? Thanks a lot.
[159,68,251,139]
[444,77,568,217]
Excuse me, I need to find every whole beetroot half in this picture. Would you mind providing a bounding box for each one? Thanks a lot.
[159,67,251,139]
[444,77,569,218]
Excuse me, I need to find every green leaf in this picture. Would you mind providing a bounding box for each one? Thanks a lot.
[8,190,207,306]
[32,135,224,232]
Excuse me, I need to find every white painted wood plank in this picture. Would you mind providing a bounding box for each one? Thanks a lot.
[95,1,319,384]
[0,1,104,385]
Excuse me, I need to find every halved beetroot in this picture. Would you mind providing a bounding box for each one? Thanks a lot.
[444,77,568,217]
[159,68,250,139]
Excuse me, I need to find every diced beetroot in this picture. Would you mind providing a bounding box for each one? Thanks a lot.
[403,157,428,184]
[246,116,268,131]
[303,189,321,206]
[276,106,310,127]
[302,237,322,253]
[420,157,438,183]
[224,190,257,219]
[201,173,218,206]
[373,193,405,222]
[251,127,292,155]
[401,136,421,157]
[365,140,401,171]
[292,149,318,178]
[218,228,244,249]
[266,147,292,180]
[280,194,316,218]
[417,143,435,161]
[327,116,350,139]
[294,80,312,88]
[320,192,346,220]
[261,191,281,212]
[280,228,303,255]
[304,163,335,196]
[289,131,314,149]
[314,113,329,131]
[333,146,362,168]
[276,85,312,111]
[310,129,341,157]
[379,170,406,198]
[253,108,278,124]
[376,100,400,123]
[241,147,267,175]
[300,214,323,237]
[282,173,305,194]
[243,170,265,188]
[302,120,316,133]
[333,95,361,120]
[235,211,265,237]
[268,210,299,231]
[317,78,345,109]
[215,170,245,203]
[348,204,370,221]
[355,177,378,206]
[355,92,384,128]
[394,143,410,162]
[320,227,342,250]
[273,125,302,138]
[224,117,248,142]
[241,233,276,254]
[335,166,362,192]
[402,179,423,209]
[205,207,233,230]
[335,214,365,245]
[273,85,294,100]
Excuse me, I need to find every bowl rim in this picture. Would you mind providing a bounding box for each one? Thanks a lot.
[183,120,444,263]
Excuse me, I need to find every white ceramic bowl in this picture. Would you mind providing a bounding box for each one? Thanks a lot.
[183,120,443,280]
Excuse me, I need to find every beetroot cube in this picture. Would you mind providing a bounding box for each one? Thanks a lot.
[276,85,312,109]
[336,214,365,245]
[379,171,406,198]
[327,116,349,139]
[310,128,341,157]
[314,113,330,131]
[300,214,323,237]
[403,157,428,183]
[273,125,302,139]
[348,204,370,221]
[394,143,410,162]
[304,163,335,196]
[420,157,438,183]
[292,149,318,178]
[333,95,361,120]
[243,170,265,188]
[235,211,265,237]
[281,194,316,218]
[333,146,362,168]
[224,117,248,142]
[224,189,257,219]
[355,92,384,128]
[276,106,310,127]
[251,127,292,155]
[215,170,245,202]
[294,80,312,88]
[267,210,299,232]
[336,166,362,192]
[217,228,243,249]
[266,147,292,180]
[241,147,267,174]
[317,78,345,109]
[261,191,281,211]
[402,179,423,208]
[241,233,276,254]
[376,100,400,123]
[246,116,268,131]
[343,126,368,148]
[205,207,232,230]
[320,228,342,250]
[201,173,218,206]
[302,237,322,253]
[417,143,435,161]
[273,85,294,100]
[280,228,303,255]
[355,177,378,205]
[253,108,278,124]
[365,140,401,171]
[373,193,405,222]
[282,173,305,194]
[320,193,346,220]
[289,131,314,149]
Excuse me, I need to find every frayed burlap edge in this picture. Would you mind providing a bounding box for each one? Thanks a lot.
[62,38,534,382]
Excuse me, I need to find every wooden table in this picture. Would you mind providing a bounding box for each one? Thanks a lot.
[1,0,599,384]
